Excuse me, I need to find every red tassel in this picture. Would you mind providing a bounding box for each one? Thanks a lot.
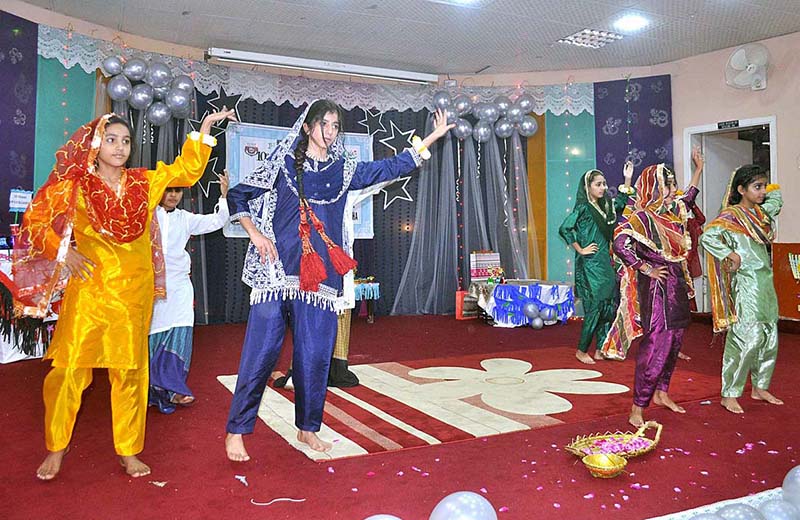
[298,203,327,292]
[300,250,327,292]
[327,244,358,275]
[305,206,357,275]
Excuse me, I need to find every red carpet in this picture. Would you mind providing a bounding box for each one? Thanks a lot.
[1,317,798,519]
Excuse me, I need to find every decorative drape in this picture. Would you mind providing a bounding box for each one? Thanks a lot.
[392,120,459,315]
[459,138,490,287]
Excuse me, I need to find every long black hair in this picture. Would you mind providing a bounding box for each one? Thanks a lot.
[728,164,769,206]
[293,99,344,200]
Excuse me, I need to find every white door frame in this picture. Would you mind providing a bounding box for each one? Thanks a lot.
[682,115,778,188]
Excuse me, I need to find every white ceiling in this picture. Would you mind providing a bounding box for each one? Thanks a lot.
[23,0,800,75]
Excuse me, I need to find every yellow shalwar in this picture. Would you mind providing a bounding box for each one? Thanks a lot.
[39,136,212,455]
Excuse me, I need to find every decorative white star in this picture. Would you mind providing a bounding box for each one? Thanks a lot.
[187,118,227,140]
[380,176,414,210]
[378,120,415,155]
[196,156,223,199]
[358,108,386,136]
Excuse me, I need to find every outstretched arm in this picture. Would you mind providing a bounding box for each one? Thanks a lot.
[688,146,704,189]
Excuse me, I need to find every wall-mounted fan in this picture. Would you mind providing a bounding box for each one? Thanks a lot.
[725,43,770,91]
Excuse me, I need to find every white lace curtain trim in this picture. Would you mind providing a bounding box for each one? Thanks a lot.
[38,24,594,115]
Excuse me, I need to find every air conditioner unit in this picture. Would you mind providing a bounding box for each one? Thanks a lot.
[206,48,439,85]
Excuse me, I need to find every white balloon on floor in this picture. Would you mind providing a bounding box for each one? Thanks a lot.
[690,514,724,520]
[429,491,497,520]
[364,515,403,520]
[759,499,800,520]
[717,503,766,520]
[784,466,800,509]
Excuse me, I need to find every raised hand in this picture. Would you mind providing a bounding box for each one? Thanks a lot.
[421,109,456,149]
[691,146,704,172]
[218,170,230,198]
[200,107,237,136]
[623,160,634,180]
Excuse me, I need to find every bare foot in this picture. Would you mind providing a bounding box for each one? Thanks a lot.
[629,405,645,428]
[297,430,332,452]
[677,352,691,361]
[170,394,195,406]
[752,388,784,405]
[120,455,151,478]
[593,351,605,361]
[653,390,686,413]
[225,433,250,462]
[576,351,596,365]
[721,397,744,414]
[36,448,67,481]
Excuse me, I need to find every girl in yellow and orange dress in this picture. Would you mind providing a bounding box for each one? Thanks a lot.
[13,109,234,480]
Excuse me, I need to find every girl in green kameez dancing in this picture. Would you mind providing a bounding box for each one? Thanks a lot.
[559,162,633,364]
[699,164,784,414]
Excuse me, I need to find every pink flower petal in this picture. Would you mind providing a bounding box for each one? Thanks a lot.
[499,507,509,513]
[583,493,595,499]
[327,467,335,474]
[480,488,488,494]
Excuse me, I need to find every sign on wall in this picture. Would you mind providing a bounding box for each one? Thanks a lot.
[224,122,376,239]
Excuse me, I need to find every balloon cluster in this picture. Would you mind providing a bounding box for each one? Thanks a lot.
[364,490,497,520]
[523,301,556,329]
[102,56,195,125]
[689,465,800,520]
[432,91,539,142]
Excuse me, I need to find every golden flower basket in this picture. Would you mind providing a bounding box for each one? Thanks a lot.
[581,453,627,479]
[566,421,663,459]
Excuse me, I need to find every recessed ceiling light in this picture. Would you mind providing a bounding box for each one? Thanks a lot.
[613,14,650,32]
[558,28,624,49]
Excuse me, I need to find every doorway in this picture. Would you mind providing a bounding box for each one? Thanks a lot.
[683,116,778,312]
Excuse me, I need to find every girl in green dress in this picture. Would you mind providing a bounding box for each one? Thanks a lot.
[559,162,633,364]
[700,164,783,414]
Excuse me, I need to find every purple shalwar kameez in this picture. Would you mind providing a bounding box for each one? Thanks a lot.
[608,165,696,408]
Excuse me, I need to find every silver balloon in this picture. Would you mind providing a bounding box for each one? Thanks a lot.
[129,83,154,111]
[539,306,556,321]
[165,88,191,114]
[784,466,800,509]
[145,61,173,88]
[518,115,539,137]
[472,120,493,143]
[479,102,500,123]
[495,118,515,139]
[122,58,148,81]
[506,104,524,124]
[494,95,512,115]
[171,74,195,92]
[101,56,123,76]
[364,516,403,520]
[429,491,497,520]
[522,302,539,319]
[494,118,514,139]
[146,101,172,126]
[689,515,724,520]
[531,317,544,329]
[471,102,487,120]
[453,118,472,141]
[717,503,766,520]
[107,74,132,101]
[432,91,452,111]
[516,93,535,113]
[452,94,472,116]
[446,110,460,125]
[153,85,170,100]
[759,500,800,520]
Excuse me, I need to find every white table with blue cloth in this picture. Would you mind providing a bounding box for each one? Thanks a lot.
[467,279,575,328]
